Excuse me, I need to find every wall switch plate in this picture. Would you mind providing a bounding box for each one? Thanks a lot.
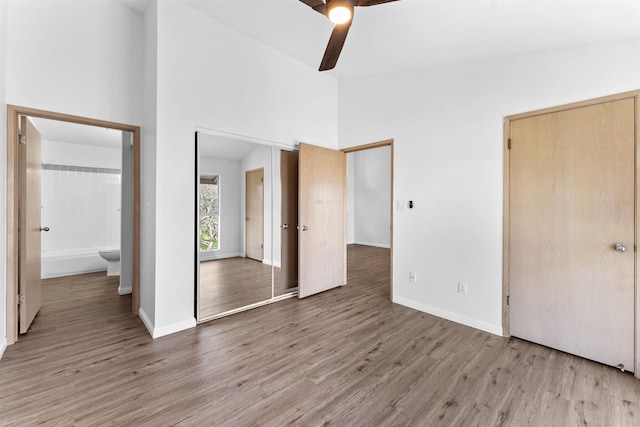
[409,272,417,282]
[458,282,468,294]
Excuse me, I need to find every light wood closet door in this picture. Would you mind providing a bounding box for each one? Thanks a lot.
[245,168,264,262]
[298,143,346,298]
[509,99,635,370]
[19,117,43,333]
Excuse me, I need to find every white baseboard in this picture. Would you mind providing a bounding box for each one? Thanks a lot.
[393,296,503,336]
[200,252,243,262]
[152,318,196,339]
[138,307,155,337]
[118,286,132,295]
[352,241,391,249]
[139,308,196,339]
[0,336,7,360]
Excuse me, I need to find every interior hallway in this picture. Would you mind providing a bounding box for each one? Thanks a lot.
[0,246,638,425]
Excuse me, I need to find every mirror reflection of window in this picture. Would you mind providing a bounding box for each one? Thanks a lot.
[199,175,219,251]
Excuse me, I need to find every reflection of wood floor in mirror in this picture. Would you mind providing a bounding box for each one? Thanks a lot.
[199,257,292,319]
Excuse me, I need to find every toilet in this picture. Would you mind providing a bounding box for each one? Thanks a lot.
[98,248,121,276]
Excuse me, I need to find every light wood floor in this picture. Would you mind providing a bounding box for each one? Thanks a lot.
[1,246,639,425]
[199,257,293,319]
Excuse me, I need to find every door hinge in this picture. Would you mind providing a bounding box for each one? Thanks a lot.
[261,244,264,249]
[507,138,511,150]
[19,134,26,145]
[506,295,510,306]
[17,294,25,304]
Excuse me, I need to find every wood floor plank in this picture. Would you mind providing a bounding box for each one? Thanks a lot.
[1,246,639,426]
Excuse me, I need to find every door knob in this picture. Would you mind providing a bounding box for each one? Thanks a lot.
[297,225,309,231]
[40,227,50,232]
[281,224,290,229]
[615,243,629,253]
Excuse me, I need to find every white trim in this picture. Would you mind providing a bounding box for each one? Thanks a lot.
[152,318,196,339]
[118,286,132,295]
[138,307,155,337]
[352,241,391,249]
[194,126,297,151]
[0,337,7,360]
[199,252,243,262]
[139,310,196,339]
[393,296,503,336]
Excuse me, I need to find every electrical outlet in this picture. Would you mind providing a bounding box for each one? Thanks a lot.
[409,272,417,283]
[458,282,468,294]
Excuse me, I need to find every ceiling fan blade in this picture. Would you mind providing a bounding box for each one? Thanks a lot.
[319,23,351,71]
[299,0,327,15]
[356,0,399,6]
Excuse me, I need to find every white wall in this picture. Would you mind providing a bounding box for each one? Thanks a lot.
[338,38,640,336]
[2,0,143,355]
[0,0,8,358]
[346,154,355,244]
[140,0,158,330]
[199,156,242,260]
[40,141,121,278]
[348,147,391,248]
[41,148,121,278]
[6,0,143,124]
[150,0,338,337]
[120,132,134,295]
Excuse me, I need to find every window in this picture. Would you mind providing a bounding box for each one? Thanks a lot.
[199,175,219,251]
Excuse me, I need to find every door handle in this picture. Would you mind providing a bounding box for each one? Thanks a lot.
[40,227,50,232]
[281,224,290,229]
[615,243,629,253]
[297,225,309,231]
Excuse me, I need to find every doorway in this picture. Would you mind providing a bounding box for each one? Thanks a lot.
[5,105,141,345]
[342,139,394,299]
[503,91,640,375]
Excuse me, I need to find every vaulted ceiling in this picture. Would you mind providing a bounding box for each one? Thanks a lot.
[175,0,640,79]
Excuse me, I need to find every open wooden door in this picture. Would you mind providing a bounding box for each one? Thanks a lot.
[298,143,346,298]
[245,168,264,261]
[19,116,43,333]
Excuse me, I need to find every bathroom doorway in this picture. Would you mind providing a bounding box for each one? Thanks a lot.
[6,106,140,344]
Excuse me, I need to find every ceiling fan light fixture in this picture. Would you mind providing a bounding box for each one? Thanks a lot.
[327,0,353,25]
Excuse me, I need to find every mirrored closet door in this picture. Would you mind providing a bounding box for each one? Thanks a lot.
[196,132,298,322]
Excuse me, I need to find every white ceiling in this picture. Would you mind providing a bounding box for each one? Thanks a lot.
[175,0,640,79]
[31,118,123,149]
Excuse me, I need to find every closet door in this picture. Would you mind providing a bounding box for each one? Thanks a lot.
[509,98,635,370]
[298,143,346,298]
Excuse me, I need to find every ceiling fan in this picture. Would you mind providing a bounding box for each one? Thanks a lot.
[299,0,400,71]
